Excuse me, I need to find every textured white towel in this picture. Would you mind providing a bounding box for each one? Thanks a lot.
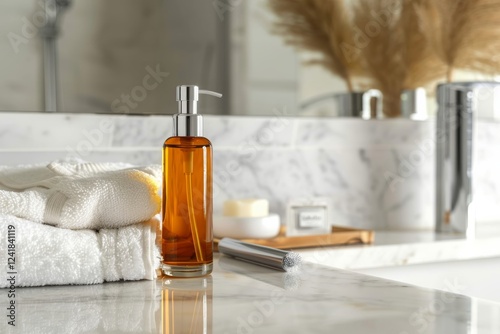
[0,160,161,229]
[0,214,161,288]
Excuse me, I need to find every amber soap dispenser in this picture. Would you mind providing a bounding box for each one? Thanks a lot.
[162,85,222,277]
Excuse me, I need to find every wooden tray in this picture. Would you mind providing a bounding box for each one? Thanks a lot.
[214,226,374,251]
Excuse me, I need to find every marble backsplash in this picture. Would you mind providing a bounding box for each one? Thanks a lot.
[1,111,499,230]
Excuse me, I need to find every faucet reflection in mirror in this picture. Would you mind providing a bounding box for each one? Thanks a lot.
[300,90,383,119]
[269,0,500,117]
[41,0,72,112]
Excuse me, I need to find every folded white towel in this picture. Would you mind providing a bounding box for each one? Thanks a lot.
[0,160,161,229]
[0,214,161,288]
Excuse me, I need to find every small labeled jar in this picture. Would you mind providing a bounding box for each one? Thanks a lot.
[286,198,331,236]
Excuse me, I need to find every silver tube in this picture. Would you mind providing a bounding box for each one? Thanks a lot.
[218,238,302,272]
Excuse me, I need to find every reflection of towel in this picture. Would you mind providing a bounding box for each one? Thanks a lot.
[0,160,161,229]
[11,280,160,333]
[0,214,161,288]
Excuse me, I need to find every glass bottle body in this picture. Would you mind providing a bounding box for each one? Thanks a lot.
[162,136,213,277]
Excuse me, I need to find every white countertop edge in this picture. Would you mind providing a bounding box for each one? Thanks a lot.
[298,224,500,270]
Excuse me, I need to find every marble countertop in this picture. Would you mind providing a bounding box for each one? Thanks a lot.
[299,223,500,270]
[4,254,500,334]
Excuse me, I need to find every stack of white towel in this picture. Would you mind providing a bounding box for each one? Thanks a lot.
[0,160,162,287]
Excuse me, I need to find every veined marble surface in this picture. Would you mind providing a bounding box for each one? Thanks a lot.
[299,223,500,270]
[1,112,500,231]
[2,254,500,334]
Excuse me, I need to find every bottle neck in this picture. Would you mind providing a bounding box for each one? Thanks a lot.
[173,114,203,137]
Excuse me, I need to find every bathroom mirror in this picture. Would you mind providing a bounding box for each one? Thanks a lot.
[1,0,349,116]
[0,0,489,116]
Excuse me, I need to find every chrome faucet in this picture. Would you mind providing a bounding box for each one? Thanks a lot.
[435,82,500,236]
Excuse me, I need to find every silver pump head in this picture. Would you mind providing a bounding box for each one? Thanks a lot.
[174,85,222,137]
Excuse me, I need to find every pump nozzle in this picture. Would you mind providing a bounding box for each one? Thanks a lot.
[199,90,223,98]
[174,85,222,137]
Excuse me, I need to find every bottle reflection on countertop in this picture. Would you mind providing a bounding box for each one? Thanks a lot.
[161,276,213,334]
